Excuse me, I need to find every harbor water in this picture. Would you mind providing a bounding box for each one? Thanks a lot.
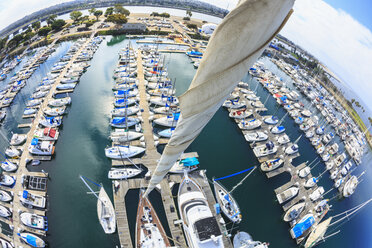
[1,35,371,248]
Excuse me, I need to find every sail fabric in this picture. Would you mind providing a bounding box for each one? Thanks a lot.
[144,0,295,196]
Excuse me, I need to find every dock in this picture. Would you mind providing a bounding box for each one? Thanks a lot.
[112,49,232,248]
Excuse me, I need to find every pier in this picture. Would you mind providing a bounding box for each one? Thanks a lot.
[1,33,98,248]
[111,49,232,248]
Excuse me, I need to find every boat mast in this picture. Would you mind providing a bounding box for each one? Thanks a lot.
[228,166,257,195]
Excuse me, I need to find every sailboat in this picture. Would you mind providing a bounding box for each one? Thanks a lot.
[136,190,171,247]
[80,176,116,234]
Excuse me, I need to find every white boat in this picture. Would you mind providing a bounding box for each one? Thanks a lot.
[19,190,46,209]
[326,143,339,155]
[330,170,339,180]
[5,147,21,158]
[316,144,325,154]
[108,168,142,179]
[276,186,299,204]
[233,231,268,248]
[244,131,268,142]
[24,108,37,115]
[152,106,180,115]
[33,128,59,141]
[158,128,173,138]
[111,106,139,117]
[169,157,199,173]
[0,175,15,187]
[277,134,290,145]
[334,178,343,188]
[105,146,145,159]
[229,109,253,119]
[301,109,312,117]
[153,115,178,127]
[0,189,12,202]
[304,177,318,188]
[283,202,306,222]
[28,139,55,156]
[1,161,18,172]
[223,100,245,109]
[114,98,138,107]
[322,152,331,162]
[110,117,140,128]
[48,97,71,107]
[114,89,139,98]
[97,187,116,234]
[238,118,262,130]
[20,212,48,231]
[264,116,279,125]
[310,187,325,201]
[27,99,43,107]
[253,142,277,157]
[135,191,170,247]
[43,107,65,116]
[285,144,298,155]
[305,129,314,138]
[150,96,179,107]
[39,116,62,128]
[260,158,283,172]
[271,125,285,134]
[178,175,224,248]
[56,83,76,90]
[213,180,242,223]
[298,167,311,178]
[316,126,325,135]
[0,205,11,218]
[343,176,358,197]
[322,132,334,144]
[31,91,48,99]
[110,130,143,143]
[0,237,13,248]
[10,133,27,146]
[17,233,45,248]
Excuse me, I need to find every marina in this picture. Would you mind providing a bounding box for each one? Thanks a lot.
[0,2,370,248]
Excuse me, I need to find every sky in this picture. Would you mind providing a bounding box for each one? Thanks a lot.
[0,0,371,111]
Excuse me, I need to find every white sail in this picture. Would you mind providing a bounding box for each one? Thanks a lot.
[144,0,295,196]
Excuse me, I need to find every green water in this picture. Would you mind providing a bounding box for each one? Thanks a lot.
[2,35,370,248]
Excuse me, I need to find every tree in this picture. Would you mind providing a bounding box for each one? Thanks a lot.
[106,14,128,25]
[10,34,24,45]
[183,17,190,21]
[70,11,83,23]
[160,12,170,18]
[150,12,160,17]
[81,15,90,22]
[84,20,96,28]
[114,4,130,16]
[32,21,41,30]
[51,19,66,31]
[89,8,96,16]
[186,10,192,18]
[38,26,52,38]
[94,10,103,21]
[351,99,355,104]
[187,23,197,30]
[46,14,57,26]
[23,31,35,41]
[105,7,114,17]
[0,37,8,50]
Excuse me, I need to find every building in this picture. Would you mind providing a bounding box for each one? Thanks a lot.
[121,23,147,32]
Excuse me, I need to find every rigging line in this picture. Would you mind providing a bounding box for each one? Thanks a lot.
[229,166,257,194]
[214,166,256,181]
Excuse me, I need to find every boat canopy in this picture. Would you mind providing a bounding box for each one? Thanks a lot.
[112,117,126,124]
[31,138,39,145]
[292,215,315,238]
[26,234,38,247]
[23,190,29,199]
[180,157,199,166]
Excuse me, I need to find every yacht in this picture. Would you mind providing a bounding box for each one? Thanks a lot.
[28,139,55,156]
[108,168,142,179]
[33,128,59,141]
[0,205,11,218]
[111,106,140,117]
[253,141,277,158]
[263,116,279,125]
[260,158,283,172]
[110,130,143,143]
[19,190,46,209]
[290,214,315,239]
[105,146,145,159]
[0,175,15,187]
[213,180,241,223]
[343,176,358,198]
[283,202,306,222]
[48,97,71,107]
[277,134,290,145]
[9,133,27,146]
[310,187,325,201]
[238,119,262,130]
[271,125,285,134]
[276,186,299,204]
[1,161,18,172]
[110,117,140,128]
[0,189,12,202]
[244,131,268,142]
[285,144,299,155]
[97,187,116,234]
[178,175,224,248]
[20,212,48,231]
[229,109,253,119]
[17,233,45,248]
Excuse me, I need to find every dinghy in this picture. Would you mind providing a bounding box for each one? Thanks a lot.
[213,180,242,223]
[105,146,145,159]
[0,205,11,218]
[0,189,12,202]
[19,190,46,209]
[244,131,268,142]
[135,191,171,247]
[10,133,27,146]
[108,168,142,179]
[20,212,48,231]
[284,202,306,222]
[1,161,18,172]
[0,175,15,187]
[260,158,283,172]
[17,233,45,248]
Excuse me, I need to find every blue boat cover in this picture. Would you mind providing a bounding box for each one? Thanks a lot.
[23,190,29,199]
[173,113,180,121]
[26,234,38,247]
[277,126,285,131]
[292,215,315,238]
[181,157,199,167]
[31,138,38,145]
[112,117,125,124]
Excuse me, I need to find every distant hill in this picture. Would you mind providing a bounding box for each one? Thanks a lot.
[0,0,229,38]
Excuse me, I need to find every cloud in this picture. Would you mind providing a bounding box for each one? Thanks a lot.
[280,0,372,109]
